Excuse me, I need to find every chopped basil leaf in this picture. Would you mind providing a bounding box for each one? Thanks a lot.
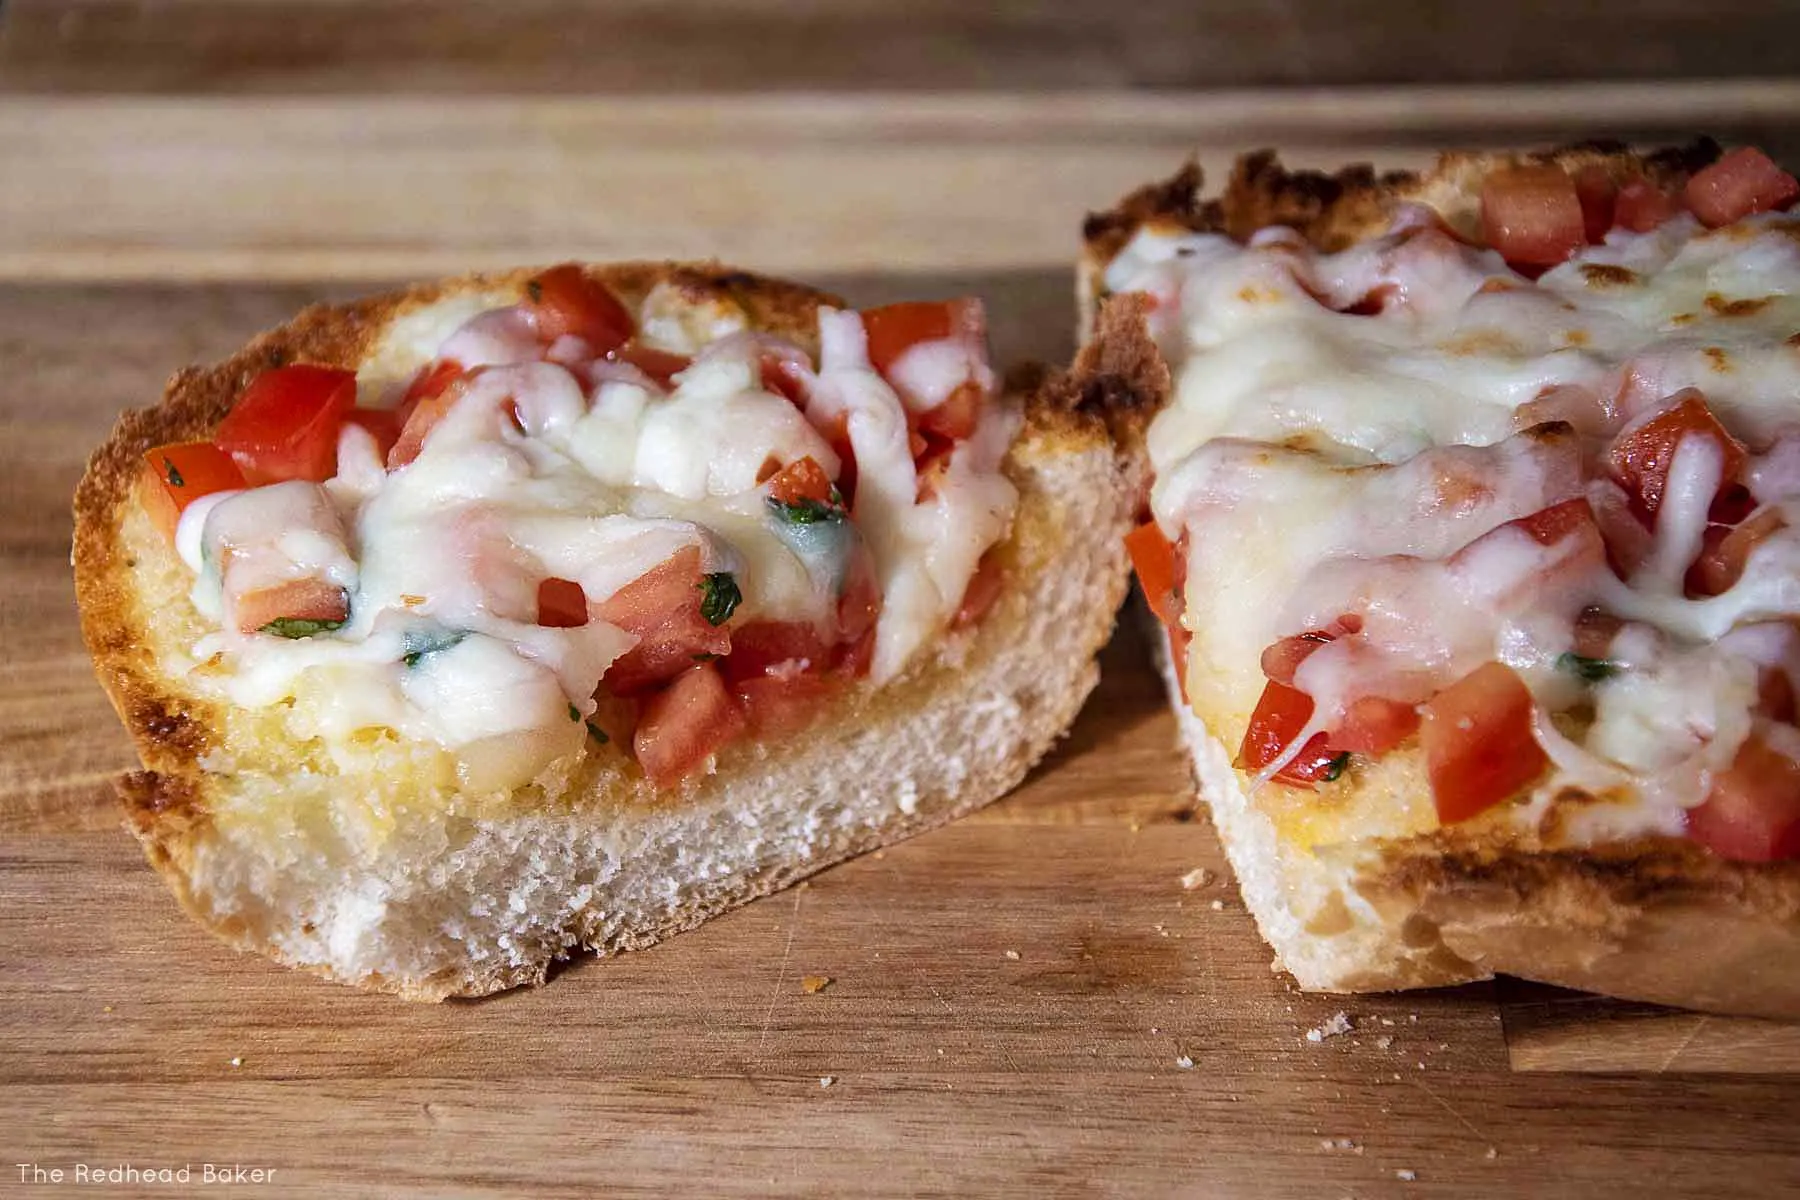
[1556,652,1619,682]
[526,278,543,303]
[568,703,581,722]
[1323,752,1351,782]
[260,616,345,639]
[767,495,845,526]
[698,572,741,626]
[401,627,464,668]
[163,457,185,488]
[586,721,609,744]
[692,652,719,662]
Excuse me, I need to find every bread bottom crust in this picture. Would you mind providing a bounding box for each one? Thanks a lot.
[1144,603,1800,1020]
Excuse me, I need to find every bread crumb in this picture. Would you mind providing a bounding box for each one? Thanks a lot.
[102,1006,114,1014]
[872,851,886,860]
[229,1057,243,1068]
[1375,1036,1394,1050]
[1304,1012,1354,1043]
[1154,923,1169,937]
[801,975,832,994]
[1003,949,1020,960]
[1174,1054,1195,1070]
[1380,1017,1395,1027]
[1408,1014,1419,1024]
[1180,867,1215,890]
[1318,1138,1360,1153]
[1396,1169,1417,1182]
[819,1076,835,1088]
[1209,899,1225,911]
[1485,1147,1499,1161]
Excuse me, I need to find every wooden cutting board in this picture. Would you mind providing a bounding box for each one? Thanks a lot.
[3,274,1799,1199]
[6,1,1800,1189]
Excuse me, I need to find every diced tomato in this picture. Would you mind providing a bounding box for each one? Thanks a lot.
[597,546,733,695]
[1465,498,1609,598]
[1420,662,1548,825]
[814,410,859,507]
[537,577,589,628]
[1683,147,1800,229]
[633,662,747,787]
[1606,390,1746,523]
[343,408,403,459]
[523,264,634,354]
[1687,734,1800,861]
[232,577,349,636]
[916,381,984,441]
[736,673,838,738]
[403,359,464,408]
[719,621,831,685]
[1236,681,1343,785]
[1688,507,1786,596]
[387,385,465,469]
[1259,631,1334,687]
[586,689,640,747]
[215,364,358,484]
[1573,166,1618,244]
[760,354,809,406]
[834,550,882,674]
[139,442,245,544]
[1572,607,1624,659]
[1125,521,1181,627]
[1515,497,1603,548]
[860,299,985,376]
[1758,668,1798,725]
[1334,695,1421,756]
[953,551,1005,629]
[1614,178,1682,232]
[611,343,690,387]
[1125,520,1194,701]
[766,456,835,507]
[1480,165,1586,269]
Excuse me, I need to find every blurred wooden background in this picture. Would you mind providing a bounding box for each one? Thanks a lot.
[4,4,1800,1197]
[3,1,1800,280]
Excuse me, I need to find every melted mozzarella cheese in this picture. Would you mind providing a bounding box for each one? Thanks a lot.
[808,308,1021,680]
[1116,208,1800,847]
[175,289,1020,792]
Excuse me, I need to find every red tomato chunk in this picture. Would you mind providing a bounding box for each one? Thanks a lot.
[215,365,357,484]
[1684,147,1800,229]
[524,264,634,354]
[1480,166,1586,269]
[1421,662,1548,825]
[537,577,589,628]
[1688,735,1800,862]
[633,662,747,787]
[140,442,246,544]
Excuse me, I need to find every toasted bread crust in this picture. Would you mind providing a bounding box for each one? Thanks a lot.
[1078,139,1725,335]
[76,263,1148,999]
[1099,147,1800,1017]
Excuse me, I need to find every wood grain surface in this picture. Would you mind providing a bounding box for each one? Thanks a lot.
[4,0,1798,93]
[5,0,1800,1194]
[6,85,1800,282]
[5,275,1800,1199]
